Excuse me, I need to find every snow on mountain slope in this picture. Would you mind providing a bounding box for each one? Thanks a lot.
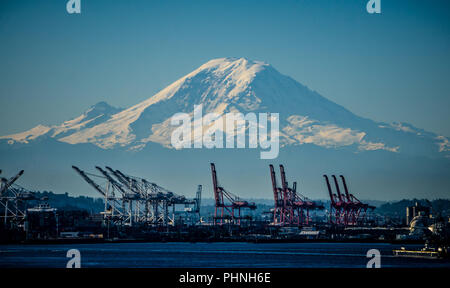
[1,101,123,144]
[1,57,448,158]
[1,124,52,144]
[282,115,399,152]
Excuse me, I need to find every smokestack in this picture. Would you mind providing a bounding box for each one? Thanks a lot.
[406,206,411,226]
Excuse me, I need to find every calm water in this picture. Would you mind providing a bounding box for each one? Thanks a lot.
[0,242,449,268]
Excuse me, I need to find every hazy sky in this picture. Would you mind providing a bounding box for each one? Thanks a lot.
[1,0,449,136]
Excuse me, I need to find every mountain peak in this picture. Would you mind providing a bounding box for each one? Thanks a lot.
[90,101,116,109]
[84,101,122,117]
[196,57,269,75]
[201,57,267,66]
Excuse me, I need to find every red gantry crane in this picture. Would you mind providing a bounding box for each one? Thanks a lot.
[324,174,375,226]
[210,163,256,225]
[270,165,323,226]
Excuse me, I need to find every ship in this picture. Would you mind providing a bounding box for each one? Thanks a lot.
[393,244,449,259]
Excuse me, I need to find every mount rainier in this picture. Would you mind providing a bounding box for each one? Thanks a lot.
[1,58,449,199]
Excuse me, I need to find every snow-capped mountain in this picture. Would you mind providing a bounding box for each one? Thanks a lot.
[2,57,448,159]
[1,57,449,200]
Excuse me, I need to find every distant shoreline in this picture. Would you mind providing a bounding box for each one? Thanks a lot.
[1,238,426,246]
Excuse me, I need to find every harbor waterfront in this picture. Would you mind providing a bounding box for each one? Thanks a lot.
[0,242,449,268]
[1,0,450,279]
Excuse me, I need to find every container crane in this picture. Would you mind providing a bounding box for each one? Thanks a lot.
[271,165,323,226]
[211,163,256,225]
[340,175,375,225]
[72,166,125,224]
[324,174,375,226]
[0,170,37,229]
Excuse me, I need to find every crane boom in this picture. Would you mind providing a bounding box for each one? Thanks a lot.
[279,165,288,190]
[0,170,24,196]
[106,167,138,193]
[211,163,221,207]
[339,175,352,202]
[323,175,335,205]
[269,165,280,203]
[332,175,344,203]
[96,166,126,194]
[72,166,106,196]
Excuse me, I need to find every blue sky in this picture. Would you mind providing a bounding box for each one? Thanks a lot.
[1,0,449,136]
